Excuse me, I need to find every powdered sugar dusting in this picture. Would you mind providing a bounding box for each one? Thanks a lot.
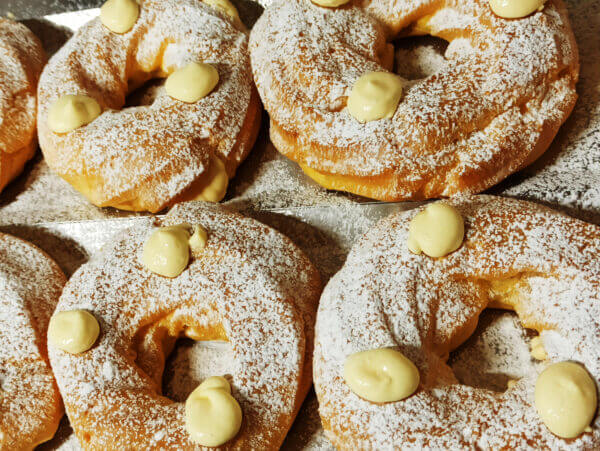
[48,201,320,449]
[0,233,65,449]
[37,0,255,211]
[314,195,600,448]
[0,18,45,155]
[0,17,45,192]
[250,0,578,199]
[501,0,600,222]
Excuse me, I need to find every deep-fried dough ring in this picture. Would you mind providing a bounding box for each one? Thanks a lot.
[0,19,45,194]
[250,0,579,201]
[0,233,65,449]
[38,0,261,212]
[49,201,321,449]
[315,195,600,449]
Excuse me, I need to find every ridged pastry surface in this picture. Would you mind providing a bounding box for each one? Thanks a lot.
[37,0,261,212]
[314,195,600,449]
[0,233,65,449]
[250,0,579,200]
[0,18,46,194]
[49,202,321,450]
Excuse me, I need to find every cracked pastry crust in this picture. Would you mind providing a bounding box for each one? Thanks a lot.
[37,0,261,212]
[0,18,46,195]
[250,0,579,201]
[314,195,600,449]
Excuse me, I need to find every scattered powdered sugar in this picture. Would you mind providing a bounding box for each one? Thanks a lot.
[0,233,65,449]
[228,137,368,211]
[163,338,334,450]
[0,17,45,152]
[36,0,255,211]
[314,195,600,449]
[48,201,321,449]
[394,37,448,81]
[449,310,542,393]
[249,0,578,199]
[500,0,600,222]
[163,340,235,402]
[0,17,45,178]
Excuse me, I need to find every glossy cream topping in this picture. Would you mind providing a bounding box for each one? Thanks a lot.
[346,72,403,123]
[202,0,240,22]
[535,362,597,438]
[310,0,350,8]
[489,0,545,19]
[185,376,243,446]
[100,0,139,34]
[194,155,229,202]
[407,203,465,258]
[189,224,208,252]
[313,196,600,448]
[192,376,231,394]
[530,336,548,360]
[48,95,101,134]
[48,310,100,354]
[165,62,219,103]
[141,225,191,278]
[343,348,420,403]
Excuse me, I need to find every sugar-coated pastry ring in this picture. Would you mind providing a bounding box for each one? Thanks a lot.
[0,233,66,449]
[37,0,261,213]
[314,195,600,449]
[0,19,46,194]
[48,201,321,449]
[250,0,579,201]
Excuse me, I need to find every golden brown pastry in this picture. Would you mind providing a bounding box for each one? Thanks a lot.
[37,0,261,212]
[0,233,65,449]
[250,0,579,201]
[315,195,600,449]
[48,201,321,449]
[0,18,46,194]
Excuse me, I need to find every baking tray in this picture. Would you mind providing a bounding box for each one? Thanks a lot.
[0,0,597,448]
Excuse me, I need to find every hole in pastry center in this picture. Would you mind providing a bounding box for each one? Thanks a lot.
[448,309,541,393]
[391,35,449,81]
[125,77,166,108]
[162,337,234,402]
[132,313,232,403]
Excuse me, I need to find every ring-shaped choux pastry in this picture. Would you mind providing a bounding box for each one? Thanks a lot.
[315,195,600,448]
[37,0,261,212]
[250,0,578,201]
[0,19,46,194]
[0,233,66,448]
[48,202,321,448]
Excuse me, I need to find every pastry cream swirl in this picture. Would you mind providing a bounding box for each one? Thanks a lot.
[48,95,101,133]
[165,62,219,103]
[185,376,243,446]
[48,310,100,354]
[407,203,465,258]
[344,348,419,403]
[489,0,545,19]
[347,72,403,123]
[100,0,139,34]
[535,362,597,438]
